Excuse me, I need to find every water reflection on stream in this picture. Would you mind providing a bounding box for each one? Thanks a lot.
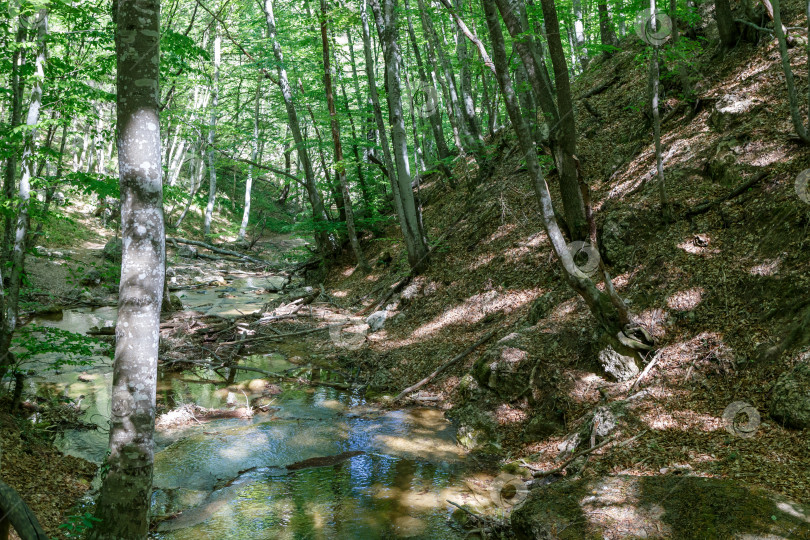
[24,278,470,539]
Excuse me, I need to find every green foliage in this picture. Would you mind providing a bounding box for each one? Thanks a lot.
[13,325,112,369]
[58,512,102,539]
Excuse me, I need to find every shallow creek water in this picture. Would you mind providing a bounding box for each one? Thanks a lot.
[24,278,474,539]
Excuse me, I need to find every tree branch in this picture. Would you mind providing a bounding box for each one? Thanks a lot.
[436,0,497,75]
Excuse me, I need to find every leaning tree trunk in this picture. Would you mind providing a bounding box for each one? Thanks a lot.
[0,9,47,380]
[90,0,165,536]
[371,0,430,271]
[263,0,335,256]
[239,74,262,241]
[772,0,810,143]
[203,29,220,237]
[321,0,370,272]
[483,1,640,352]
[539,0,589,241]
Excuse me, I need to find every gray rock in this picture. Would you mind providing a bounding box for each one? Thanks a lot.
[512,475,810,540]
[708,94,758,133]
[591,405,617,438]
[178,245,198,259]
[770,361,810,429]
[366,310,388,332]
[598,345,639,382]
[265,276,288,292]
[102,238,122,262]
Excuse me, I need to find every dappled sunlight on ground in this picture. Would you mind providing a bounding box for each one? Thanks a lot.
[640,410,724,432]
[666,287,704,311]
[407,288,540,340]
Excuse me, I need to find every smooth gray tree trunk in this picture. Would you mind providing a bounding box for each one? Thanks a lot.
[91,0,165,536]
[0,9,47,378]
[649,0,669,218]
[370,0,430,271]
[484,1,636,348]
[537,0,589,241]
[404,0,454,183]
[321,0,369,272]
[239,74,261,241]
[203,30,220,237]
[263,0,335,256]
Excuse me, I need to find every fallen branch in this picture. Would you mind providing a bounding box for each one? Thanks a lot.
[217,325,329,345]
[630,350,662,391]
[523,435,617,478]
[167,236,271,266]
[582,74,618,98]
[685,171,768,217]
[394,329,498,401]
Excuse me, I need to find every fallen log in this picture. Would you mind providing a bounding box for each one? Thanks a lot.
[167,237,271,266]
[685,171,768,217]
[394,329,498,401]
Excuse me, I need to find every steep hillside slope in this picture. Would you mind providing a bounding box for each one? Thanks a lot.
[324,4,810,507]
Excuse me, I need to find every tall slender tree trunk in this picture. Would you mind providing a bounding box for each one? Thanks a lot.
[539,0,589,241]
[484,1,639,351]
[649,0,669,219]
[0,10,47,378]
[369,0,430,271]
[337,30,373,213]
[2,22,27,267]
[239,74,262,241]
[772,0,810,143]
[203,29,220,237]
[404,0,454,183]
[90,0,165,535]
[263,0,335,257]
[321,0,369,272]
[360,0,400,199]
[598,0,619,47]
[716,0,739,48]
[572,0,589,69]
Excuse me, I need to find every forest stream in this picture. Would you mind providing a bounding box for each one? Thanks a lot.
[25,277,473,539]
